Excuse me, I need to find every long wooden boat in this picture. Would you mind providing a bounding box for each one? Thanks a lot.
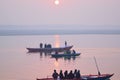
[26,45,73,53]
[51,53,81,58]
[36,73,114,80]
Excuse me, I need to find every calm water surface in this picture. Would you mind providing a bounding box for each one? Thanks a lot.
[0,34,120,80]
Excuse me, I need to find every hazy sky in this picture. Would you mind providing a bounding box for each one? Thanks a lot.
[0,0,120,29]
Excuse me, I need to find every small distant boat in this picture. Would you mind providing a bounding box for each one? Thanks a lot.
[51,53,81,58]
[36,73,114,80]
[26,45,73,53]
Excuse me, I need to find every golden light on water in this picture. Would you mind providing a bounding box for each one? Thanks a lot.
[54,35,60,48]
[54,60,59,67]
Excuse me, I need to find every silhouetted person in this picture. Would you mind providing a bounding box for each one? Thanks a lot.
[40,43,43,48]
[55,51,58,54]
[76,70,81,79]
[64,70,68,79]
[44,44,47,48]
[59,70,64,79]
[65,41,67,47]
[52,70,58,80]
[73,50,76,54]
[68,70,74,79]
[66,50,71,54]
[74,69,77,78]
[47,44,52,48]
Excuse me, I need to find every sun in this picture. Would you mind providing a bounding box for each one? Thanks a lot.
[54,0,59,5]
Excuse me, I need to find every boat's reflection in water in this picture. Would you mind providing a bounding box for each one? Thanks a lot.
[54,56,78,61]
[27,51,79,61]
[27,51,51,58]
[39,52,51,58]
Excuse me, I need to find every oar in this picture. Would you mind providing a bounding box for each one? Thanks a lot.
[94,56,101,75]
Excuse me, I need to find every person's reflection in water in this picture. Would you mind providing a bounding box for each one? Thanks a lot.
[44,52,47,57]
[64,56,77,61]
[55,58,58,61]
[39,52,43,58]
[72,56,76,60]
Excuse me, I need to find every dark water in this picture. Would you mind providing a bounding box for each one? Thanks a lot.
[0,34,120,80]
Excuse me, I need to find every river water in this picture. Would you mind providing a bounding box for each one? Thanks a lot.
[0,34,120,80]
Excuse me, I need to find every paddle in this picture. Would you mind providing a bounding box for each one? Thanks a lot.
[94,56,101,75]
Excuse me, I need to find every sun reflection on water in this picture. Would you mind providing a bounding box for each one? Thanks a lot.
[54,60,59,67]
[54,35,60,48]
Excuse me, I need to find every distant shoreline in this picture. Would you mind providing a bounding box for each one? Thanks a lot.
[0,29,120,36]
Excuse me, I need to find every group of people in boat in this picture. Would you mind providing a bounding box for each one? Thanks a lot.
[64,49,76,54]
[55,49,76,55]
[40,43,52,48]
[52,69,81,80]
[40,41,68,49]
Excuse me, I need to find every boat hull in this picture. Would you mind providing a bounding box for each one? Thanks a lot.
[81,74,114,80]
[36,74,113,80]
[26,45,73,53]
[51,53,81,57]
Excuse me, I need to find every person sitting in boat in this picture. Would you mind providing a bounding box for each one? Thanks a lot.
[76,70,81,80]
[74,69,77,78]
[40,43,43,48]
[52,70,58,80]
[47,44,52,48]
[72,50,76,54]
[55,51,58,54]
[44,44,47,48]
[68,70,74,79]
[64,70,68,79]
[65,50,71,54]
[59,70,64,79]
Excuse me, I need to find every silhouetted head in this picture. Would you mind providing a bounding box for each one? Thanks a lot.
[64,70,68,74]
[60,70,62,73]
[70,70,73,73]
[78,70,80,73]
[54,70,56,72]
[74,69,77,72]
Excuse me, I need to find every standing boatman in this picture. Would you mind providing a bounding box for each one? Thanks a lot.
[65,41,67,47]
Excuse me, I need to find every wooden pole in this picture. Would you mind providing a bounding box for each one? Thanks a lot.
[94,56,101,75]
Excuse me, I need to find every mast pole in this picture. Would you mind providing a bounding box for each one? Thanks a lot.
[94,56,101,75]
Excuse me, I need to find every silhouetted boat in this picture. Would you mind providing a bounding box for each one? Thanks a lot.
[36,73,114,80]
[51,53,81,57]
[26,45,73,53]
